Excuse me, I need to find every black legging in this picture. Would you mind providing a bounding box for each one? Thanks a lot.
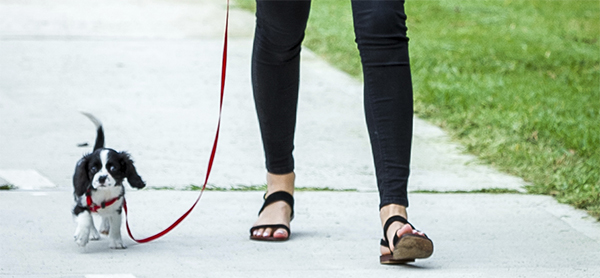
[252,0,413,208]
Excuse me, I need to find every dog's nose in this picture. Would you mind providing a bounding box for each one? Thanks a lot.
[98,175,108,184]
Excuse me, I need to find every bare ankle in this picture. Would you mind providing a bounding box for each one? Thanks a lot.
[266,172,295,195]
[379,204,408,225]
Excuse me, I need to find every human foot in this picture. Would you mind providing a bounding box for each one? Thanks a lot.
[249,172,295,241]
[380,222,427,256]
[379,206,433,264]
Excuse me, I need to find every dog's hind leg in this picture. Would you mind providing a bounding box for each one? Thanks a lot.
[107,214,125,249]
[74,211,93,247]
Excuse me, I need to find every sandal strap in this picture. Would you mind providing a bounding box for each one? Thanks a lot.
[381,215,415,248]
[380,238,389,247]
[258,191,294,219]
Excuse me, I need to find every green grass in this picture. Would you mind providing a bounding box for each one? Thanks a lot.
[234,0,600,219]
[189,184,267,191]
[0,184,16,190]
[194,184,357,192]
[407,0,600,219]
[149,184,357,192]
[413,188,523,194]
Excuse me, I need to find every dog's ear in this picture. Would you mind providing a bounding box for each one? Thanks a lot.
[73,155,90,197]
[118,152,146,189]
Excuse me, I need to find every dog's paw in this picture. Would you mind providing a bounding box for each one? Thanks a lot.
[90,227,101,241]
[90,232,100,241]
[109,239,126,249]
[74,230,90,247]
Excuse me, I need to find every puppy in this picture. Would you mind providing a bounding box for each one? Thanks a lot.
[72,112,145,249]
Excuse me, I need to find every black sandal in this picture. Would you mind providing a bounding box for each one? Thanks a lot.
[249,191,294,241]
[380,215,434,264]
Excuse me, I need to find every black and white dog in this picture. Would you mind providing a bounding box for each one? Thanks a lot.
[72,112,145,249]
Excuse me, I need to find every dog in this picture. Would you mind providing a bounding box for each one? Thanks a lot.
[72,112,145,249]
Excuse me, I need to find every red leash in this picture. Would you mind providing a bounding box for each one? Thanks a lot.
[122,0,229,244]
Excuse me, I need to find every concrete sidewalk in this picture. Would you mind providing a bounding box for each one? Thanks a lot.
[1,0,599,277]
[1,190,599,277]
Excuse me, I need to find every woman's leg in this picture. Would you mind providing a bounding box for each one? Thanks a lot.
[250,0,311,239]
[351,0,421,254]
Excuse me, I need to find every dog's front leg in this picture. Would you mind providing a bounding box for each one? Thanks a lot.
[74,211,94,247]
[99,216,110,235]
[108,213,125,249]
[90,224,101,241]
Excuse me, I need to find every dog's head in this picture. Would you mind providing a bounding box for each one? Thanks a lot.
[73,148,146,196]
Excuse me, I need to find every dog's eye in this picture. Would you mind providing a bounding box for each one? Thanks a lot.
[109,165,117,172]
[90,166,98,173]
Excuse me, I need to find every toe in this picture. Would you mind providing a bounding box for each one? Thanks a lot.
[396,223,414,238]
[252,227,264,237]
[385,223,415,252]
[262,227,273,238]
[272,228,289,239]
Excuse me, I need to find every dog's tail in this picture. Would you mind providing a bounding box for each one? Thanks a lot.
[80,111,104,151]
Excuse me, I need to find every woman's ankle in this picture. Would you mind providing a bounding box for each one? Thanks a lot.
[379,204,408,225]
[266,172,295,195]
[379,204,409,252]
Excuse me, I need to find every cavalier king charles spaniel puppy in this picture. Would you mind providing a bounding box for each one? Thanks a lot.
[72,112,145,249]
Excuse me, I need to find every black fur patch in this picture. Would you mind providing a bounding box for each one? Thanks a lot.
[73,204,89,215]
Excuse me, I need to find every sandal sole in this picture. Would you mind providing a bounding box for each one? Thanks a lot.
[392,234,434,261]
[380,254,415,264]
[249,235,289,242]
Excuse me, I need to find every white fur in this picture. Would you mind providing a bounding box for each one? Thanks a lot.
[80,111,102,129]
[74,159,126,249]
[74,211,93,247]
[92,186,125,248]
[73,191,125,249]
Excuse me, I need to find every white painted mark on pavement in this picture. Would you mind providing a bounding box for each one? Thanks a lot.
[85,274,137,278]
[0,169,56,190]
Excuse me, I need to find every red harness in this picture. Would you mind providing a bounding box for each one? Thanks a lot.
[87,194,121,213]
